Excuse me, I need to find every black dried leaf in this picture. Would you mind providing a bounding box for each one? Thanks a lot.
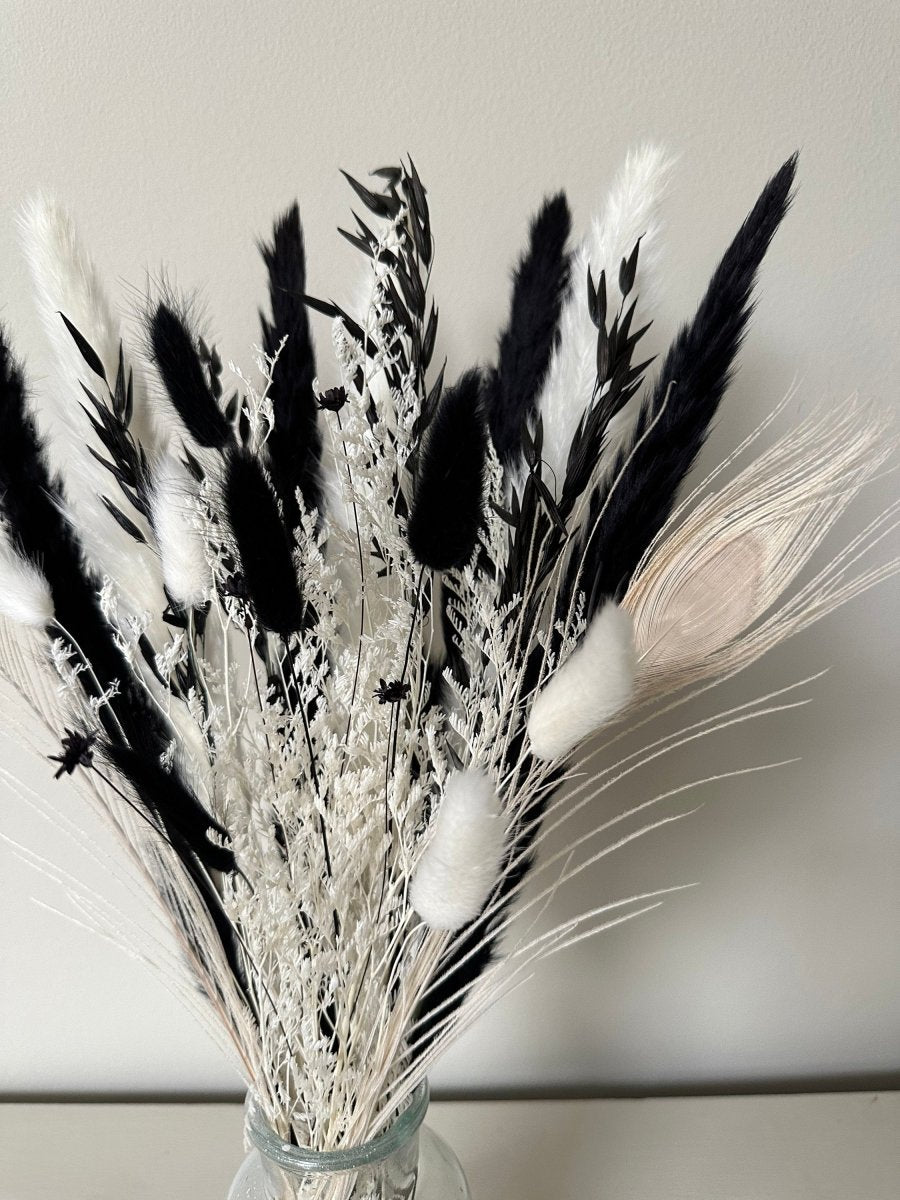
[100,496,146,543]
[596,321,610,383]
[619,237,641,299]
[370,165,403,185]
[340,169,401,220]
[338,227,374,259]
[422,305,439,371]
[124,366,134,427]
[382,275,411,331]
[113,344,126,418]
[533,474,567,533]
[488,499,517,526]
[59,313,107,383]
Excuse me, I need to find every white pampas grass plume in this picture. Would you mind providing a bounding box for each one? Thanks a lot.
[19,194,167,625]
[149,456,212,608]
[537,144,675,498]
[0,541,54,628]
[528,601,636,760]
[410,768,506,932]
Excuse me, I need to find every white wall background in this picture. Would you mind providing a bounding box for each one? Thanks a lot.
[1,0,898,1097]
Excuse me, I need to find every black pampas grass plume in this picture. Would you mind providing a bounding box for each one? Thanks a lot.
[577,152,798,610]
[407,370,488,572]
[224,449,305,635]
[485,193,571,466]
[149,302,231,449]
[259,203,321,528]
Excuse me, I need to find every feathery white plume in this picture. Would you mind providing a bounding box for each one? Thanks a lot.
[625,399,899,699]
[536,144,674,497]
[0,540,54,628]
[149,456,212,609]
[528,601,637,760]
[19,194,167,625]
[410,768,506,932]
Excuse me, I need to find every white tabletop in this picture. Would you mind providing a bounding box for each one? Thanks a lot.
[1,1093,898,1199]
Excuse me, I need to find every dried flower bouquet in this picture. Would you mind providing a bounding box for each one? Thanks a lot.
[0,146,896,1156]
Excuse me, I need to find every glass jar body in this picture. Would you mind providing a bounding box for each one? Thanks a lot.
[226,1083,469,1200]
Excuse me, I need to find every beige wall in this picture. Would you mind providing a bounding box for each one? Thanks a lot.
[1,0,898,1095]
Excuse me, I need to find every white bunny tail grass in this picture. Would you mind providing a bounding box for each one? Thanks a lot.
[528,601,637,761]
[149,456,212,609]
[0,541,54,628]
[410,768,506,931]
[625,398,900,700]
[537,144,675,495]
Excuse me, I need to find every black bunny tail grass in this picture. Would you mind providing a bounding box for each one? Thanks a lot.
[407,370,489,572]
[576,152,799,612]
[148,301,232,449]
[223,448,305,635]
[485,192,572,468]
[0,325,235,878]
[259,203,322,530]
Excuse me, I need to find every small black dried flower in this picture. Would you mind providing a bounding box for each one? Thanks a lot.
[374,678,411,704]
[317,386,348,412]
[49,728,97,779]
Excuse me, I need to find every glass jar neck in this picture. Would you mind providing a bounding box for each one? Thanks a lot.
[246,1081,430,1177]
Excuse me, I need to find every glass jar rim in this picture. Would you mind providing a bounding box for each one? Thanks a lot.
[246,1080,429,1174]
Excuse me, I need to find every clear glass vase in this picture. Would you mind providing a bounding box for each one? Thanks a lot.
[227,1080,469,1200]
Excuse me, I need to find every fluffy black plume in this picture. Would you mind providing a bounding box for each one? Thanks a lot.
[485,193,571,466]
[577,152,798,610]
[149,303,231,448]
[224,449,305,634]
[407,370,488,571]
[259,203,321,528]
